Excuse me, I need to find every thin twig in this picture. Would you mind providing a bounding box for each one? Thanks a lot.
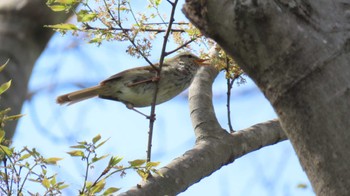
[166,0,174,5]
[80,151,92,194]
[149,0,167,25]
[2,157,10,194]
[104,0,156,69]
[90,168,108,188]
[9,160,14,195]
[166,38,197,56]
[19,162,38,194]
[17,167,22,194]
[144,22,189,25]
[0,145,20,195]
[126,1,140,27]
[225,56,236,133]
[0,183,6,193]
[226,78,235,133]
[84,25,186,33]
[147,0,179,162]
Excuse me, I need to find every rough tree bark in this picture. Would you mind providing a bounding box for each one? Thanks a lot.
[120,66,287,195]
[183,0,350,195]
[0,0,70,139]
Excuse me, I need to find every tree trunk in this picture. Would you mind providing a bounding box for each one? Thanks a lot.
[0,0,70,139]
[183,0,350,195]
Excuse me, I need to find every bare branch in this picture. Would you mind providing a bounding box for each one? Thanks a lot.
[103,0,156,68]
[165,38,196,56]
[83,25,186,33]
[147,0,179,162]
[144,22,189,25]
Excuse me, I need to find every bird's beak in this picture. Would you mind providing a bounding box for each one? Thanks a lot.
[195,58,210,66]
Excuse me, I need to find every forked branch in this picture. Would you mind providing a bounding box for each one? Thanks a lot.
[119,65,287,196]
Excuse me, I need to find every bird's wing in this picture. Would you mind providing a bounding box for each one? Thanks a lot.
[100,65,158,85]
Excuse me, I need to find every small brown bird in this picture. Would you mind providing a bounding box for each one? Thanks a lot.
[56,52,209,109]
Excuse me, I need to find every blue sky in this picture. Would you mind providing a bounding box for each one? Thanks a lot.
[11,1,315,195]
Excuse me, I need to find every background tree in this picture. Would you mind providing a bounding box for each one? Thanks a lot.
[0,0,70,139]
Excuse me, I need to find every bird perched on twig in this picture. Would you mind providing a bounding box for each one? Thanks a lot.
[56,52,209,111]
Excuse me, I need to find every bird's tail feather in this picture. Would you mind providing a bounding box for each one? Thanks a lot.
[56,86,101,105]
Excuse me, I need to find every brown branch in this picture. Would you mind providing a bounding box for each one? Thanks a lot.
[119,65,287,196]
[147,0,179,162]
[165,38,197,56]
[225,56,240,133]
[226,78,235,132]
[144,22,189,25]
[102,0,155,68]
[84,24,186,33]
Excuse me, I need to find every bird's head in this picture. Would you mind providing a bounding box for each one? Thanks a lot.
[171,52,210,66]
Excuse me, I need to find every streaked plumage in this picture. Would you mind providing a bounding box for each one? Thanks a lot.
[56,52,208,108]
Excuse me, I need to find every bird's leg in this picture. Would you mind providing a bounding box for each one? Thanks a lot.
[127,76,160,87]
[125,103,156,120]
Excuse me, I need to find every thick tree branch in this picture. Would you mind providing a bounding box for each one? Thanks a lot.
[0,0,70,139]
[120,66,287,196]
[183,1,350,195]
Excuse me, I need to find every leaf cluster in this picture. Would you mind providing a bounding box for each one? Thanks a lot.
[68,134,161,195]
[0,60,67,195]
[45,0,202,56]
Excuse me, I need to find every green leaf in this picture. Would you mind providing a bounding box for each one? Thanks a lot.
[136,169,149,180]
[19,153,31,161]
[0,130,5,142]
[0,108,10,116]
[46,0,56,4]
[59,183,69,190]
[96,137,110,149]
[70,144,86,149]
[0,173,5,184]
[0,80,11,95]
[77,10,97,22]
[108,156,123,166]
[297,183,308,189]
[118,6,129,11]
[91,179,105,194]
[42,177,50,189]
[148,0,162,7]
[88,37,103,45]
[0,59,9,72]
[146,161,160,169]
[50,175,57,185]
[48,5,67,12]
[45,23,79,30]
[42,168,47,175]
[77,141,88,145]
[152,169,163,177]
[44,157,63,165]
[54,0,77,4]
[91,154,109,163]
[0,145,12,156]
[155,0,162,6]
[86,181,93,189]
[129,159,146,167]
[4,114,25,121]
[103,187,120,195]
[92,134,101,144]
[67,150,84,157]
